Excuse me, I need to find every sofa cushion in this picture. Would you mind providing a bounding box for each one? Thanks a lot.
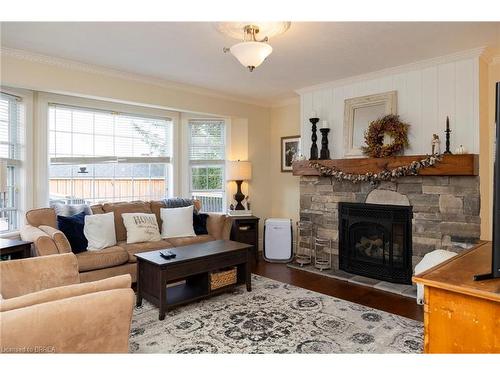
[84,212,117,250]
[122,213,161,244]
[160,206,196,238]
[75,246,129,272]
[166,234,215,247]
[146,199,201,230]
[193,212,209,235]
[79,263,136,284]
[102,201,152,241]
[57,212,88,254]
[118,240,173,263]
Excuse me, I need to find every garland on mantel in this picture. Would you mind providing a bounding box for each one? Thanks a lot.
[309,154,443,184]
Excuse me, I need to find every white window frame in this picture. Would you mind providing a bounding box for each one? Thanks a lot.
[182,114,231,213]
[0,87,33,237]
[36,93,179,206]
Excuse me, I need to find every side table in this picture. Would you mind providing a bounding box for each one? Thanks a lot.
[229,216,260,263]
[0,238,32,260]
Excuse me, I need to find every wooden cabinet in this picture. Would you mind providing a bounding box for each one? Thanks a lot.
[230,216,260,263]
[413,242,500,353]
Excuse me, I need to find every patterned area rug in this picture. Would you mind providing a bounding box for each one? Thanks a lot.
[130,275,423,353]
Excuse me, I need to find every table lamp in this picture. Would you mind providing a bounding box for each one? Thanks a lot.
[226,160,252,210]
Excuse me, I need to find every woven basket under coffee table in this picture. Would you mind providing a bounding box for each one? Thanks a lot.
[210,267,237,291]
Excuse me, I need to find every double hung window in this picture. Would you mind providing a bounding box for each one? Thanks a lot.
[48,104,172,204]
[188,119,226,212]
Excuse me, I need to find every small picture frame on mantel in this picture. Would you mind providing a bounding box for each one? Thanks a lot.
[281,135,301,172]
[343,90,398,158]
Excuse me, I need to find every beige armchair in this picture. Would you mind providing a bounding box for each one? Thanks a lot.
[0,253,135,353]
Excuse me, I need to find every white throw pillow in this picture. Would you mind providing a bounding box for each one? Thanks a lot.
[122,213,161,244]
[84,212,117,251]
[160,205,196,239]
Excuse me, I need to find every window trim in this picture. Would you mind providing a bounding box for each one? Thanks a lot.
[182,114,231,213]
[36,92,179,207]
[0,87,33,236]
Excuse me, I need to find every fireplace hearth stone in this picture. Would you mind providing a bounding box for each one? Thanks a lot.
[286,262,417,299]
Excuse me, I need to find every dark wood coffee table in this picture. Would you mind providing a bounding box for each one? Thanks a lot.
[135,240,253,320]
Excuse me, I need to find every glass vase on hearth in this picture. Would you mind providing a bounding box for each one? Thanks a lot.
[295,220,313,266]
[314,237,332,271]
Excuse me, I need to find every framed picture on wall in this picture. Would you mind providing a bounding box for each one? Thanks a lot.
[281,135,301,172]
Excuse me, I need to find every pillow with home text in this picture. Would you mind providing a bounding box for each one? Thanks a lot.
[122,213,161,244]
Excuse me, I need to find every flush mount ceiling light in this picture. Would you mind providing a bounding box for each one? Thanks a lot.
[217,22,291,72]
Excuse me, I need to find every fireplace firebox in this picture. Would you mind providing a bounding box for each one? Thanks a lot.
[338,202,413,284]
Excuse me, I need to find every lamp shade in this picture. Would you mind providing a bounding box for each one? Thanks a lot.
[230,41,272,70]
[226,160,252,181]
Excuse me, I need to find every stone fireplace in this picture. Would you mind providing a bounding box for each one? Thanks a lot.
[299,174,481,278]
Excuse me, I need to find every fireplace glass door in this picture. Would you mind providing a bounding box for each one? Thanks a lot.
[339,202,413,284]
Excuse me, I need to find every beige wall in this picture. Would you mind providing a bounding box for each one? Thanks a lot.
[1,52,272,233]
[270,99,301,227]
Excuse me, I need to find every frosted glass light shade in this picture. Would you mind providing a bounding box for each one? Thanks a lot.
[226,160,252,181]
[229,42,272,70]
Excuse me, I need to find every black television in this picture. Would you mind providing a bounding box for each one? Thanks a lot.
[475,81,500,280]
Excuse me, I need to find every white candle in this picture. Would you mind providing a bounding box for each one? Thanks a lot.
[321,120,329,129]
[310,110,317,118]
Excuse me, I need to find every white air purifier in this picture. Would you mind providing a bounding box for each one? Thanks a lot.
[263,218,293,263]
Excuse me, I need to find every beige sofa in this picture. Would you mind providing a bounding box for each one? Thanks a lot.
[20,200,233,283]
[0,253,135,353]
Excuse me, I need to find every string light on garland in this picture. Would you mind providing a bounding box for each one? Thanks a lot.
[309,154,443,184]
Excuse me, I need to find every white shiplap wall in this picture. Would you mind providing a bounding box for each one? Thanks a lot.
[298,55,480,158]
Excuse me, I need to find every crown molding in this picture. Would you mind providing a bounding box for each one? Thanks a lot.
[478,46,500,64]
[295,46,489,95]
[0,47,273,108]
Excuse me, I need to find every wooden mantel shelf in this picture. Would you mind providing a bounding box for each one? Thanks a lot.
[292,154,479,177]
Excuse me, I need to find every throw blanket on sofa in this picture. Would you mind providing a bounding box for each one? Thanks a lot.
[162,198,197,211]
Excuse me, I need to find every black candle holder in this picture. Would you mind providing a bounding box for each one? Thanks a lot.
[309,117,319,160]
[444,116,452,155]
[319,128,331,160]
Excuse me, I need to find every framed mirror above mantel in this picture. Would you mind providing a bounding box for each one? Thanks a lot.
[344,91,398,158]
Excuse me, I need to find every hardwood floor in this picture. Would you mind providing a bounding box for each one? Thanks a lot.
[252,258,424,322]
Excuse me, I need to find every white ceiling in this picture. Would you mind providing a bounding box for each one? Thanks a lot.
[1,22,499,106]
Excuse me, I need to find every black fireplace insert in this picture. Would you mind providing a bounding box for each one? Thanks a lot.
[338,202,413,284]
